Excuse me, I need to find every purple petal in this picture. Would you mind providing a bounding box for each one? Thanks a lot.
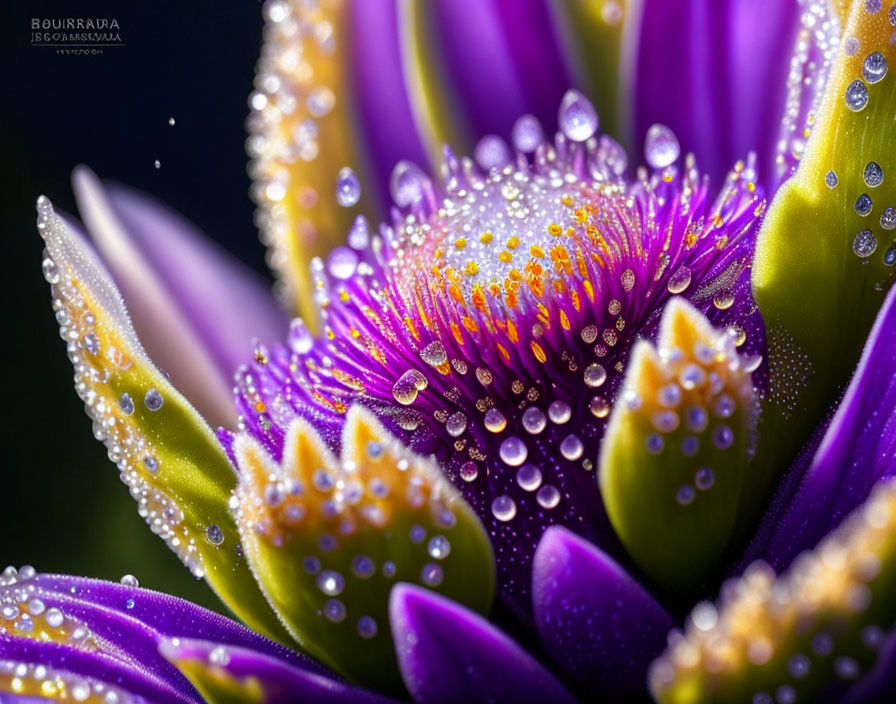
[747,284,896,570]
[633,0,800,186]
[389,583,576,704]
[532,526,673,695]
[160,639,398,704]
[72,166,288,426]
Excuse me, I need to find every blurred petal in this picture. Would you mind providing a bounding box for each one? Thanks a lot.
[36,198,290,643]
[747,284,896,569]
[633,0,803,185]
[71,165,245,427]
[390,583,576,704]
[161,639,397,704]
[532,526,672,696]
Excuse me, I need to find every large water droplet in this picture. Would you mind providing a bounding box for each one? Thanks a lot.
[863,51,888,83]
[316,570,345,596]
[855,193,873,216]
[522,406,546,434]
[347,215,370,250]
[516,464,542,492]
[864,161,884,187]
[474,135,512,170]
[445,411,468,437]
[144,389,164,411]
[645,124,680,169]
[420,341,447,367]
[584,363,607,388]
[392,369,428,405]
[491,495,517,521]
[536,485,561,509]
[511,114,544,152]
[853,229,878,258]
[483,408,507,433]
[845,79,869,111]
[327,246,358,279]
[288,318,313,354]
[335,166,361,207]
[390,161,427,207]
[558,90,598,142]
[499,436,528,466]
[667,266,692,293]
[880,207,896,230]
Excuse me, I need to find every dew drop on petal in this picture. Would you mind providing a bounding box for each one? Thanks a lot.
[589,396,610,418]
[558,89,598,142]
[491,495,517,521]
[644,124,680,169]
[288,318,313,354]
[885,245,896,266]
[536,484,561,509]
[499,436,528,466]
[427,536,451,560]
[392,369,428,405]
[864,161,884,187]
[474,135,512,170]
[855,193,873,216]
[144,389,164,411]
[459,461,479,482]
[484,408,507,433]
[516,464,542,492]
[335,167,361,207]
[205,524,224,546]
[120,574,139,587]
[825,170,838,188]
[853,229,878,258]
[119,393,134,415]
[445,411,468,437]
[676,485,696,506]
[347,214,370,250]
[390,160,426,207]
[357,616,378,639]
[845,79,869,111]
[880,207,896,230]
[559,434,584,461]
[667,266,692,293]
[327,246,358,279]
[316,570,345,596]
[548,400,571,424]
[863,52,888,83]
[511,114,544,152]
[324,599,346,622]
[695,467,715,490]
[712,289,735,310]
[421,563,443,586]
[522,406,546,434]
[584,363,607,388]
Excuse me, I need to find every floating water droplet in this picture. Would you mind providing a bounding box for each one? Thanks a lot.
[713,394,736,418]
[855,193,873,216]
[645,124,680,169]
[144,388,164,411]
[536,484,561,509]
[421,563,443,586]
[392,369,428,405]
[863,51,888,83]
[845,80,869,111]
[658,383,682,408]
[511,114,544,152]
[825,170,838,188]
[335,167,361,207]
[516,464,543,492]
[427,535,451,560]
[558,89,598,142]
[853,229,878,257]
[499,436,528,466]
[459,461,479,482]
[390,160,426,207]
[205,524,224,546]
[316,570,345,596]
[695,467,715,490]
[685,405,708,432]
[589,396,610,418]
[584,363,607,388]
[880,207,896,230]
[347,215,370,250]
[667,266,692,293]
[357,616,378,639]
[474,135,512,170]
[522,406,546,434]
[864,161,884,187]
[491,495,517,521]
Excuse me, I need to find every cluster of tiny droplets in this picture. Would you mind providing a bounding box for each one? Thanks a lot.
[0,566,134,703]
[649,479,896,704]
[37,198,206,579]
[825,3,896,269]
[775,0,840,180]
[233,412,463,642]
[234,88,766,606]
[247,0,355,307]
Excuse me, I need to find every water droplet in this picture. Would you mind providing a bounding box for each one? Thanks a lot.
[119,392,135,415]
[491,495,517,521]
[409,525,426,544]
[459,461,479,482]
[382,561,396,578]
[446,411,468,437]
[522,406,546,434]
[120,574,139,587]
[584,363,607,388]
[536,484,561,509]
[82,332,100,355]
[560,434,584,461]
[835,656,860,679]
[845,37,861,56]
[335,167,361,207]
[825,170,839,188]
[42,257,60,284]
[45,608,64,628]
[680,435,700,456]
[316,570,345,596]
[713,394,736,418]
[347,215,370,250]
[427,536,451,560]
[646,433,664,454]
[499,436,528,466]
[864,161,884,187]
[695,467,715,490]
[125,598,135,610]
[421,563,444,586]
[511,114,544,152]
[308,86,335,117]
[712,289,735,310]
[880,207,896,230]
[644,124,680,169]
[483,408,507,433]
[713,425,734,449]
[867,0,883,13]
[691,601,718,631]
[390,160,427,207]
[144,388,164,411]
[658,383,682,408]
[143,456,159,474]
[324,599,346,622]
[205,524,224,546]
[154,160,161,169]
[357,616,378,639]
[845,79,869,111]
[168,117,176,126]
[855,193,873,216]
[209,645,231,666]
[548,400,572,424]
[558,89,598,142]
[303,556,321,574]
[288,318,313,354]
[474,135,512,170]
[667,266,692,293]
[516,464,543,492]
[351,555,376,578]
[327,246,358,279]
[676,485,696,506]
[392,369,428,405]
[863,52,888,83]
[589,396,610,418]
[885,245,896,266]
[853,229,878,258]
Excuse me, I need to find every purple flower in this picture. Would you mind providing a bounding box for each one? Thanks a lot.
[11,0,896,702]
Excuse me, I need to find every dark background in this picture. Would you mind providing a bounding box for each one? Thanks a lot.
[1,2,270,611]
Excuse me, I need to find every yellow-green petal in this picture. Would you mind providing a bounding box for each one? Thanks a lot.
[37,197,290,644]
